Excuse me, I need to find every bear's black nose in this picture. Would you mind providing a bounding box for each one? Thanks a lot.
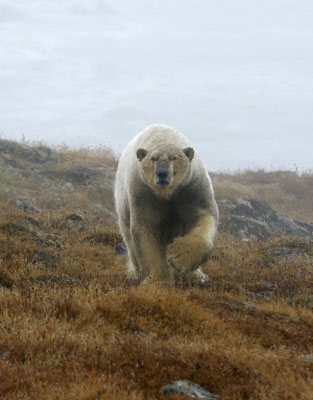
[157,170,169,180]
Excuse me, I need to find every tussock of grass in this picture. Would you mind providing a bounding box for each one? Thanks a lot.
[53,145,117,169]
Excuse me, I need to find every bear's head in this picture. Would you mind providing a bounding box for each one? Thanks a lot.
[136,145,194,197]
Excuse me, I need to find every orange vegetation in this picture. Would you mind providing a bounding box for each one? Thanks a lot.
[1,212,313,399]
[0,145,313,399]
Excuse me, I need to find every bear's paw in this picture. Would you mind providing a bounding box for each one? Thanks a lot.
[167,237,200,274]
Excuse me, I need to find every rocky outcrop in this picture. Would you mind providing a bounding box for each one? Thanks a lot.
[0,139,57,166]
[0,139,116,218]
[218,198,313,240]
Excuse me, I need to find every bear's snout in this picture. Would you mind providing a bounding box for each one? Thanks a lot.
[156,168,170,186]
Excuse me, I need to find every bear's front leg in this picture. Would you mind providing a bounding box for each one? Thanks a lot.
[167,212,216,275]
[131,227,172,284]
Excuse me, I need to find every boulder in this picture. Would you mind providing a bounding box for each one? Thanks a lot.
[0,139,57,165]
[218,198,313,240]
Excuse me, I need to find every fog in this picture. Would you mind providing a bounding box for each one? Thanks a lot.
[0,0,312,171]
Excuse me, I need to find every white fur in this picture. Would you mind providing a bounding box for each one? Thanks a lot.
[114,124,218,283]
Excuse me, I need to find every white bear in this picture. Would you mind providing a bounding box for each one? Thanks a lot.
[114,124,218,284]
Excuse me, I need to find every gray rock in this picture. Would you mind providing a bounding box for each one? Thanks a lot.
[218,198,313,240]
[270,216,307,237]
[229,215,270,240]
[4,189,15,197]
[57,165,103,185]
[116,242,127,256]
[0,139,57,164]
[59,214,86,230]
[40,219,53,230]
[65,213,84,222]
[36,145,52,157]
[162,380,220,399]
[16,198,39,213]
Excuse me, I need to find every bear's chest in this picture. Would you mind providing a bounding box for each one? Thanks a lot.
[157,201,198,244]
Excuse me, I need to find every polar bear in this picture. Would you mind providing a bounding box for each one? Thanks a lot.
[114,124,218,284]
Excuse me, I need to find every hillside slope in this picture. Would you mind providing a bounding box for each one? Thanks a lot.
[0,139,313,399]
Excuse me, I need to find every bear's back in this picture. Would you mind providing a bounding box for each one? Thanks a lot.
[131,124,192,151]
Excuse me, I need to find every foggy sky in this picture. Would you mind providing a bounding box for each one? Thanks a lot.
[0,0,312,171]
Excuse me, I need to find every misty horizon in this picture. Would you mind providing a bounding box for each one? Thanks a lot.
[0,0,312,171]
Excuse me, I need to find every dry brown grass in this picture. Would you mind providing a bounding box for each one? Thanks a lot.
[53,145,118,169]
[1,144,313,399]
[1,204,313,399]
[212,169,313,223]
[0,142,117,216]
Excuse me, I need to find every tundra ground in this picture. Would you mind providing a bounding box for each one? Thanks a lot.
[0,142,312,399]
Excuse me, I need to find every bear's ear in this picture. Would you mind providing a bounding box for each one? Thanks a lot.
[137,148,148,161]
[183,147,194,161]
